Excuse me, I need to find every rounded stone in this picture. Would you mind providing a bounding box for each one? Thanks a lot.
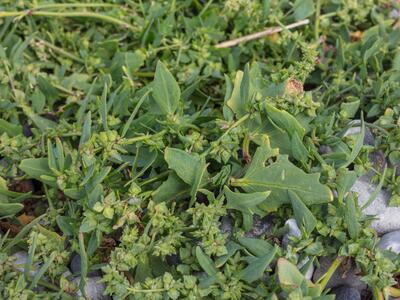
[72,276,111,300]
[332,286,361,300]
[378,230,400,254]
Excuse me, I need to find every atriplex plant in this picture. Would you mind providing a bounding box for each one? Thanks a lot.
[0,1,399,299]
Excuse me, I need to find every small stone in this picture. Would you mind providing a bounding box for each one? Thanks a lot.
[319,145,332,155]
[13,251,40,276]
[220,215,234,235]
[313,257,366,291]
[332,286,361,300]
[245,215,273,238]
[298,257,314,280]
[351,175,400,234]
[282,218,301,248]
[343,121,375,146]
[166,254,181,266]
[70,253,102,276]
[73,276,110,300]
[378,230,400,254]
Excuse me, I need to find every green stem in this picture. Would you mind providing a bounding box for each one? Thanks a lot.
[318,256,344,290]
[35,38,84,63]
[315,0,321,41]
[31,3,119,10]
[0,11,136,32]
[132,71,154,78]
[127,288,166,293]
[387,286,400,297]
[140,171,169,186]
[372,287,384,300]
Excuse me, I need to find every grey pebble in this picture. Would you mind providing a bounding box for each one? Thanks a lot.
[313,257,367,291]
[13,251,40,276]
[245,215,273,238]
[70,253,102,276]
[378,230,400,254]
[72,276,110,300]
[351,175,400,234]
[282,218,301,248]
[220,215,234,235]
[332,286,361,300]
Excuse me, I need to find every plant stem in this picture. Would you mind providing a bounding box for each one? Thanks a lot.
[35,38,84,63]
[372,287,384,300]
[315,0,321,41]
[0,11,136,32]
[31,3,119,10]
[387,286,400,297]
[318,256,344,290]
[215,19,309,48]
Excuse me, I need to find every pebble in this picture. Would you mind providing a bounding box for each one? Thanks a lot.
[245,215,274,238]
[351,175,400,234]
[343,121,375,146]
[378,230,400,254]
[332,286,361,300]
[220,215,234,235]
[13,251,40,276]
[282,218,301,248]
[72,276,110,300]
[70,253,102,276]
[166,254,181,266]
[313,257,367,291]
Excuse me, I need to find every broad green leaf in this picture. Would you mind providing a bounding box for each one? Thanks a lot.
[56,216,75,236]
[0,119,22,136]
[29,114,57,131]
[196,246,217,276]
[277,258,306,292]
[336,169,357,202]
[265,103,305,138]
[0,202,23,217]
[152,173,188,203]
[152,61,180,115]
[291,131,308,163]
[239,246,277,283]
[224,186,270,215]
[19,158,53,180]
[164,148,208,186]
[238,237,274,257]
[234,155,333,210]
[289,191,317,234]
[293,0,315,20]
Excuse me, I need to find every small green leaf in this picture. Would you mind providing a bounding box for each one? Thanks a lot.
[277,258,306,292]
[0,202,23,217]
[164,148,208,186]
[293,0,315,20]
[289,190,317,234]
[238,237,274,257]
[265,103,305,138]
[224,186,270,215]
[19,158,53,180]
[0,119,22,136]
[152,61,180,115]
[336,169,357,202]
[239,246,277,283]
[196,246,217,276]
